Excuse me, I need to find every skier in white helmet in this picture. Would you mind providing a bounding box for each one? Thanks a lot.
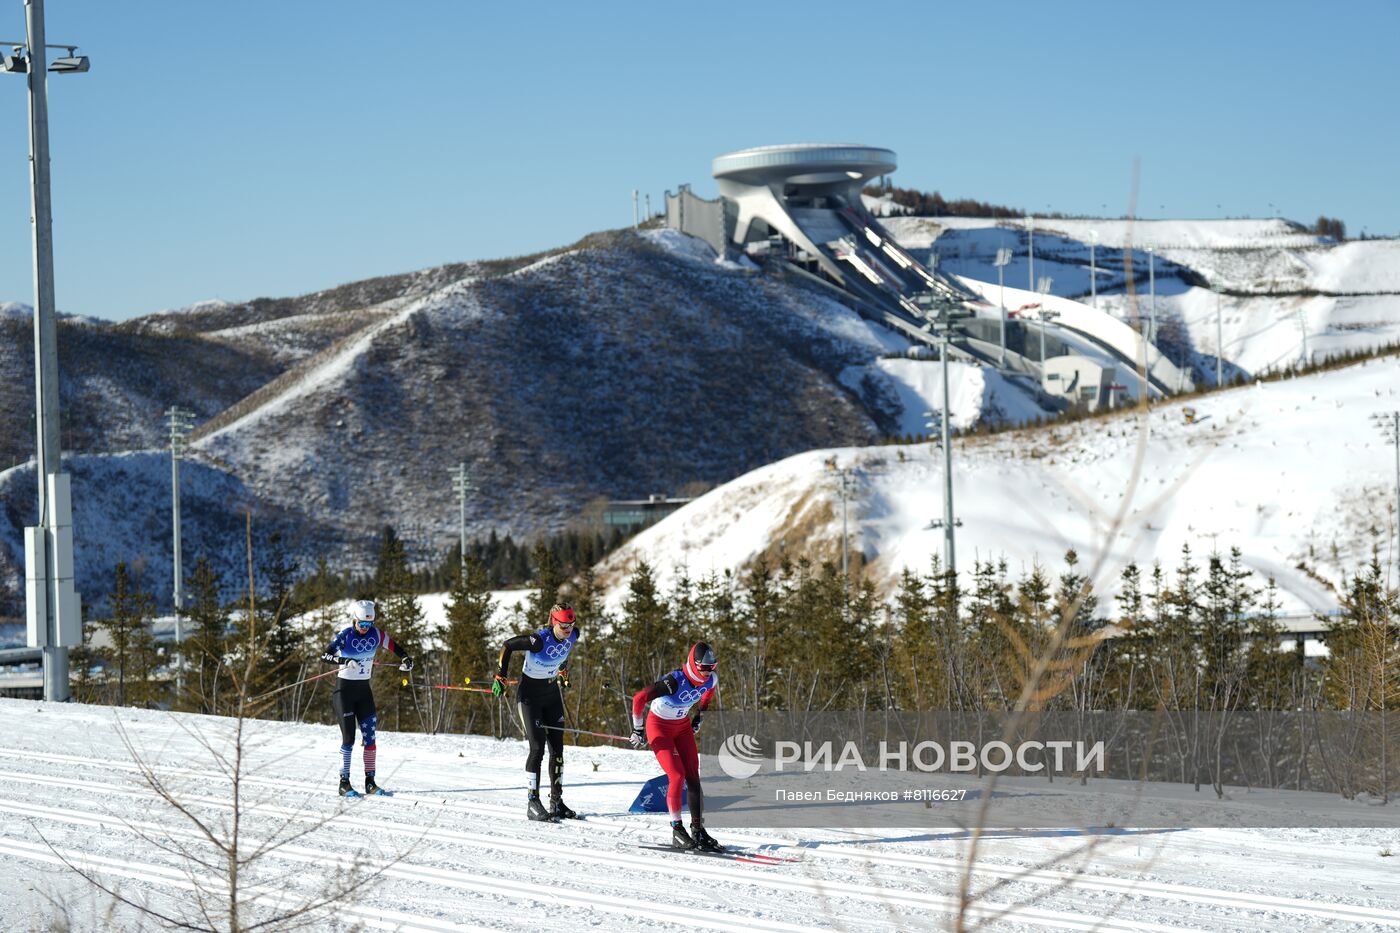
[320,599,414,797]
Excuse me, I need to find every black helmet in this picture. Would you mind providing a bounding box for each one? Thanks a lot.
[684,641,717,684]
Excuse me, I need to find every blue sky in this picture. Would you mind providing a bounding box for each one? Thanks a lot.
[0,0,1395,321]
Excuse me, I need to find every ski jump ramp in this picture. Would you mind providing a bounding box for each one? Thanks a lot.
[695,144,1191,398]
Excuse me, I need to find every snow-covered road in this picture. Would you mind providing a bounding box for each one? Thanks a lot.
[0,699,1396,931]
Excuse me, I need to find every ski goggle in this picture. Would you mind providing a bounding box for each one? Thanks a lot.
[695,660,717,674]
[354,618,373,630]
[550,608,576,627]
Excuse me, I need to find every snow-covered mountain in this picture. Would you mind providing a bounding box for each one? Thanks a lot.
[2,219,1398,611]
[0,230,950,606]
[598,351,1400,616]
[880,216,1400,379]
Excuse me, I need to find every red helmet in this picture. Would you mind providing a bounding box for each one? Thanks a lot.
[550,603,576,627]
[683,641,717,684]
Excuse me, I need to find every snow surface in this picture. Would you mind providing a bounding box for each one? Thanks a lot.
[0,698,1396,932]
[601,354,1400,616]
[876,218,1400,385]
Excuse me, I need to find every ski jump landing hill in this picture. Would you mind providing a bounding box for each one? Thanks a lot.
[666,144,1192,404]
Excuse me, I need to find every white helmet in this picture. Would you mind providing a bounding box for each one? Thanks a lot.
[350,599,375,625]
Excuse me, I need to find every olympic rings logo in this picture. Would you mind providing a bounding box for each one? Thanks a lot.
[350,635,378,652]
[543,643,571,659]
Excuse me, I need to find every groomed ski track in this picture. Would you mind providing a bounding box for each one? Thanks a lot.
[0,701,1396,931]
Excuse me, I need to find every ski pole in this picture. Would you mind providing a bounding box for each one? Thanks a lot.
[539,724,634,743]
[250,667,340,703]
[402,680,497,695]
[600,681,633,701]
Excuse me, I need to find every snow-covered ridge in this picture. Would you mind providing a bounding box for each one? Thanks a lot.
[600,352,1400,616]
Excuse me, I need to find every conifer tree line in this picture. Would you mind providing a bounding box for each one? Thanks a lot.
[68,529,1397,756]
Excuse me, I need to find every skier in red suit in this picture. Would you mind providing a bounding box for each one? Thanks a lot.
[630,642,721,851]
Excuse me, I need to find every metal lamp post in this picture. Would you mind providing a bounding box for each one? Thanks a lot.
[166,406,194,697]
[993,247,1012,366]
[5,0,91,702]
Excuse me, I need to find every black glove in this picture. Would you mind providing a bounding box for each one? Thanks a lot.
[340,656,359,667]
[692,712,704,736]
[399,655,415,672]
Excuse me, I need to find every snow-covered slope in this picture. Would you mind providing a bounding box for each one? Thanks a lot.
[0,452,330,609]
[599,353,1400,615]
[0,698,1395,931]
[183,231,954,571]
[879,216,1400,383]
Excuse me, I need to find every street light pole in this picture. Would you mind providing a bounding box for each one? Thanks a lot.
[166,406,194,698]
[7,0,90,702]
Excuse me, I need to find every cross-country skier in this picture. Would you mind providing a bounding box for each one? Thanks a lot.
[320,599,414,797]
[630,641,721,851]
[493,602,580,821]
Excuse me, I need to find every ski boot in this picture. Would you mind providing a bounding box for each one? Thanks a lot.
[365,774,391,796]
[670,820,697,850]
[691,823,723,853]
[527,793,556,822]
[338,776,359,798]
[549,795,578,820]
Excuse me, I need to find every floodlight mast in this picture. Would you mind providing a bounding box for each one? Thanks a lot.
[1036,277,1055,369]
[1026,215,1035,292]
[1215,283,1224,387]
[1375,410,1400,585]
[166,406,195,699]
[6,0,89,702]
[1146,246,1157,344]
[993,247,1012,367]
[920,293,970,580]
[1088,229,1099,310]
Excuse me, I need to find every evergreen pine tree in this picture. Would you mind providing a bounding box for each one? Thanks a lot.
[443,555,495,733]
[98,562,159,708]
[526,540,564,626]
[185,555,229,714]
[373,526,427,730]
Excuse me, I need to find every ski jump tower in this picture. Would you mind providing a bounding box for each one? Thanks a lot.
[666,143,1192,402]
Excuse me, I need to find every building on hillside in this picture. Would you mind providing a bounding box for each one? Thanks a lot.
[663,143,1193,403]
[1041,356,1119,412]
[602,494,693,532]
